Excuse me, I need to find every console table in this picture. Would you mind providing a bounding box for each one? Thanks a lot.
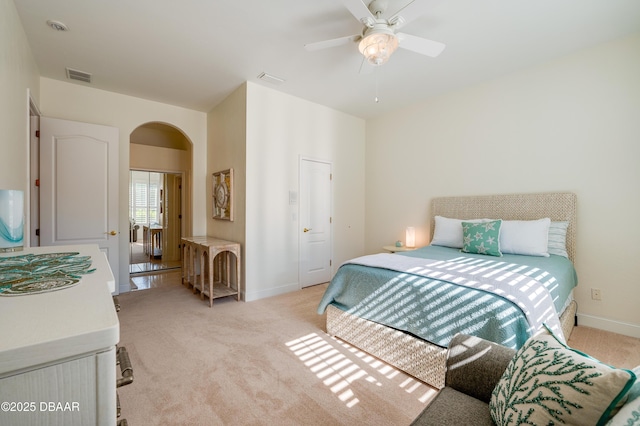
[181,236,209,288]
[181,237,241,307]
[143,225,163,258]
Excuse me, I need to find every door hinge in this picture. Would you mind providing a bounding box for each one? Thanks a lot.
[329,217,332,223]
[35,130,40,138]
[35,229,40,236]
[330,173,332,180]
[35,179,40,187]
[330,260,332,266]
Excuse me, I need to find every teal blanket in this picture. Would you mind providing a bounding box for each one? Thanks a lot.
[317,246,577,349]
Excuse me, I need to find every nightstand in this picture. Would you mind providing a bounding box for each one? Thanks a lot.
[382,245,416,253]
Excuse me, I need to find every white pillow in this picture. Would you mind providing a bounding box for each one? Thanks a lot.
[548,221,569,258]
[499,218,551,257]
[431,216,489,249]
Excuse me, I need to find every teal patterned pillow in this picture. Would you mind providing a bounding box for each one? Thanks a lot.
[490,325,636,426]
[461,220,502,257]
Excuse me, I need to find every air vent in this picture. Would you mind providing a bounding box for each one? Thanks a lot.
[46,20,68,31]
[66,68,92,83]
[257,72,285,86]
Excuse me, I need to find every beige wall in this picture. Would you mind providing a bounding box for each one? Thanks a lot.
[243,82,366,301]
[131,125,189,150]
[0,0,40,238]
[207,83,248,296]
[130,144,191,172]
[365,33,640,337]
[39,78,208,293]
[208,83,366,301]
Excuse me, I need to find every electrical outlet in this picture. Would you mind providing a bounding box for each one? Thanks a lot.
[591,288,602,300]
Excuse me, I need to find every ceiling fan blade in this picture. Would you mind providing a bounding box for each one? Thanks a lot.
[389,0,444,29]
[396,32,445,57]
[304,34,360,51]
[342,0,375,23]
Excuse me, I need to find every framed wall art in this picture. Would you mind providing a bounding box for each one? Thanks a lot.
[212,168,233,221]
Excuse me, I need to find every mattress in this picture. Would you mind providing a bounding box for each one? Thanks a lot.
[318,245,577,350]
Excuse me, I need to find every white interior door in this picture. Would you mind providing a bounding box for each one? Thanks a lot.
[299,159,332,288]
[39,117,119,291]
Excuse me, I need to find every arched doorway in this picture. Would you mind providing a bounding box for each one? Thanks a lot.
[128,122,192,283]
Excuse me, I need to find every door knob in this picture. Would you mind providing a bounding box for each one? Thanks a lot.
[105,230,117,236]
[303,228,312,233]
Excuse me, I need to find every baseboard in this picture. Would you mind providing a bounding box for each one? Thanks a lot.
[244,282,300,302]
[577,313,640,339]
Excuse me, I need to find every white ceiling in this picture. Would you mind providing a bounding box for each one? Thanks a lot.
[13,0,640,119]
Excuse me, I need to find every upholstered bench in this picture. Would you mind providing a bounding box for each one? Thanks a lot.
[411,330,640,426]
[411,334,514,426]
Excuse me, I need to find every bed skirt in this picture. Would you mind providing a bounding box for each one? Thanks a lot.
[325,300,577,389]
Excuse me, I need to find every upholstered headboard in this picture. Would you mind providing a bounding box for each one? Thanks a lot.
[430,192,577,262]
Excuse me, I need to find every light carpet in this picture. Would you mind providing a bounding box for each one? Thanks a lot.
[117,274,434,425]
[117,271,640,425]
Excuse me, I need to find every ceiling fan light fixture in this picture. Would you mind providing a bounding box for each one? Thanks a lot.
[358,31,398,66]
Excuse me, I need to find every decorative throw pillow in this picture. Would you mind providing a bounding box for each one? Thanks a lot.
[607,366,640,425]
[606,398,640,426]
[499,218,551,257]
[490,326,636,426]
[627,366,640,403]
[461,220,502,257]
[548,221,569,258]
[430,216,490,249]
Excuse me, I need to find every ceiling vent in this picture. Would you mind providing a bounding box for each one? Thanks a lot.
[66,67,92,83]
[46,20,68,31]
[257,72,285,86]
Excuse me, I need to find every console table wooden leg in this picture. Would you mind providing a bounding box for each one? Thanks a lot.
[199,249,206,299]
[194,247,202,295]
[208,251,217,307]
[236,251,241,301]
[181,241,188,286]
[227,252,232,288]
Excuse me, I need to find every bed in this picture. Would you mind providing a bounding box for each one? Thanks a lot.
[318,192,578,389]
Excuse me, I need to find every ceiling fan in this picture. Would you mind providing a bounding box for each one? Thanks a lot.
[305,0,445,68]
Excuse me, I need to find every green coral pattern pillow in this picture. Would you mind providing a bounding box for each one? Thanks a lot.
[490,325,636,426]
[461,219,502,257]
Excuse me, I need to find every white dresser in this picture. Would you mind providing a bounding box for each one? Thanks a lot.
[0,244,119,426]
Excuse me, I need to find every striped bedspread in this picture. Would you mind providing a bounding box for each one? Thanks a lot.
[318,247,576,349]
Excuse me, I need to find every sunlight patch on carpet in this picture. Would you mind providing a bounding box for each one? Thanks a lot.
[286,332,433,408]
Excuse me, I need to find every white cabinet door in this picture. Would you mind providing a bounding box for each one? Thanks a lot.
[0,348,116,426]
